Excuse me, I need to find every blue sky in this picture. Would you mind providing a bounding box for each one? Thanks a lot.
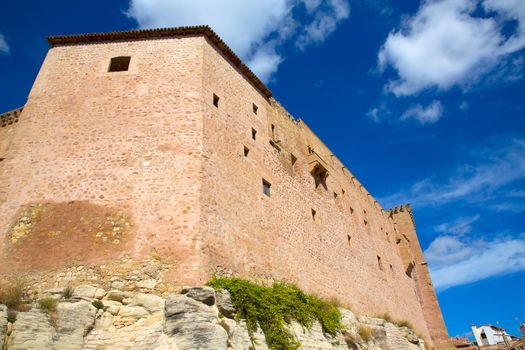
[1,0,524,339]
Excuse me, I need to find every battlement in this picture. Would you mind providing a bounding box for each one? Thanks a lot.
[0,27,450,349]
[0,106,23,128]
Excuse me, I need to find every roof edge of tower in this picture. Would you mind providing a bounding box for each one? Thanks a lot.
[47,25,272,99]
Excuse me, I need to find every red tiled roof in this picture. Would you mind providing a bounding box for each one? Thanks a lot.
[47,25,272,99]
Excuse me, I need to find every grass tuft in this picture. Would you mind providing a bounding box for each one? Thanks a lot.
[0,279,24,309]
[38,297,58,313]
[63,286,74,300]
[207,277,344,350]
[92,300,104,310]
[358,325,373,341]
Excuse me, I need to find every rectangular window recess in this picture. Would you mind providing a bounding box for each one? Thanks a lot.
[108,56,131,72]
[311,208,317,221]
[253,103,258,114]
[252,128,257,140]
[347,234,351,247]
[243,146,250,157]
[262,179,271,197]
[213,93,220,107]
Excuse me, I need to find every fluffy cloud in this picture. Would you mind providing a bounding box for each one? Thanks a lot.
[400,100,443,124]
[426,234,525,291]
[434,214,480,235]
[378,0,525,96]
[0,33,9,54]
[126,0,349,83]
[379,139,525,209]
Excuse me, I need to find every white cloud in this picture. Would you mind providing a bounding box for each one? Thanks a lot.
[426,234,525,291]
[126,0,349,83]
[435,214,480,235]
[378,0,525,96]
[400,100,443,124]
[379,139,525,209]
[366,104,391,123]
[0,33,9,54]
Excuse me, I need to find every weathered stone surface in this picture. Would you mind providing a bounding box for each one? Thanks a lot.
[102,300,122,316]
[136,279,158,289]
[105,290,134,302]
[54,300,97,350]
[181,286,216,306]
[0,304,7,348]
[216,289,236,318]
[129,293,165,314]
[118,305,150,320]
[72,285,105,300]
[228,320,268,350]
[164,293,228,349]
[7,308,55,350]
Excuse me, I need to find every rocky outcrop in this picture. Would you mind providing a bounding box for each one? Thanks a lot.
[1,285,427,350]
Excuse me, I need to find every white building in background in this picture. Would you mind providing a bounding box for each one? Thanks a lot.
[472,324,513,347]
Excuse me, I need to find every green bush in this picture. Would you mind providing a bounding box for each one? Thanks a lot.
[92,300,104,310]
[38,297,58,313]
[207,277,344,350]
[7,310,17,323]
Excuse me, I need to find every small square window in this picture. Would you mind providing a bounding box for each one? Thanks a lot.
[108,56,131,72]
[213,94,220,107]
[252,128,257,140]
[244,146,250,157]
[253,103,258,114]
[263,179,271,197]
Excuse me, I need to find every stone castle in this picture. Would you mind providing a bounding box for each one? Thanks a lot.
[0,26,451,348]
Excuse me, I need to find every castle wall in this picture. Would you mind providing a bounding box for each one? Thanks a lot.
[199,39,436,345]
[0,33,451,348]
[390,206,453,348]
[0,37,207,283]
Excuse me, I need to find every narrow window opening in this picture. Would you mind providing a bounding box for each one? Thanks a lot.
[291,154,297,166]
[243,146,250,157]
[271,124,276,138]
[108,56,131,72]
[406,262,415,278]
[333,192,338,199]
[342,189,346,195]
[377,256,383,271]
[363,209,367,214]
[350,207,354,214]
[262,179,271,197]
[213,94,220,107]
[390,264,394,272]
[252,128,257,140]
[364,219,368,226]
[311,208,317,222]
[253,103,258,114]
[308,146,314,154]
[347,234,352,247]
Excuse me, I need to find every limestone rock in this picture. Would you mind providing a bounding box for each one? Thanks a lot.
[228,320,268,350]
[129,292,164,314]
[118,305,150,320]
[105,290,134,302]
[216,289,236,318]
[54,300,97,350]
[164,293,228,349]
[0,305,7,348]
[181,286,216,306]
[72,285,105,300]
[136,279,157,289]
[7,308,55,350]
[103,300,122,316]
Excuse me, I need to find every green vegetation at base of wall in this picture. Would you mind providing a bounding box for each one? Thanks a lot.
[207,277,344,350]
